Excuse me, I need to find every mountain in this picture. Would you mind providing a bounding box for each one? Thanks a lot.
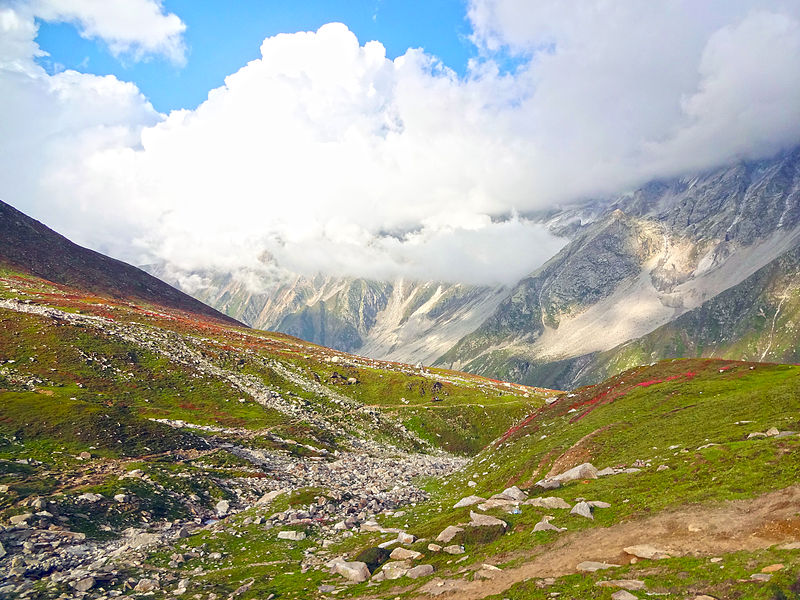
[0,199,241,326]
[436,147,800,385]
[152,269,508,365]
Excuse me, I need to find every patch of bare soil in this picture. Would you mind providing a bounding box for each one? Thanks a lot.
[411,485,800,599]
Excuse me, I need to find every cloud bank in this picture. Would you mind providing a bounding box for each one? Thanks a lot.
[1,1,800,287]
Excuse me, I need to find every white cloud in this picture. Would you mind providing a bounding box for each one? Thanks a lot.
[30,0,186,63]
[1,3,800,289]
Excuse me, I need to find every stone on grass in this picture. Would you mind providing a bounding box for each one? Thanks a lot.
[766,427,780,436]
[428,543,442,552]
[611,591,638,600]
[588,500,611,508]
[436,526,463,543]
[215,499,230,517]
[761,564,784,573]
[453,495,485,509]
[535,479,561,490]
[500,486,527,501]
[779,542,800,550]
[469,511,507,527]
[390,547,422,560]
[577,561,620,572]
[381,561,411,580]
[134,579,159,592]
[623,545,671,560]
[751,573,772,582]
[525,497,571,509]
[533,516,566,532]
[478,498,517,511]
[334,560,371,583]
[397,532,416,544]
[9,514,32,525]
[407,564,434,579]
[443,545,465,555]
[277,530,306,541]
[596,580,646,590]
[570,501,593,519]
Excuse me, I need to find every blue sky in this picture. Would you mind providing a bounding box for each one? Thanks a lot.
[36,0,476,113]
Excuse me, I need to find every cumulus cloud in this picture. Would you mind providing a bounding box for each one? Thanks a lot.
[30,0,186,63]
[1,2,800,289]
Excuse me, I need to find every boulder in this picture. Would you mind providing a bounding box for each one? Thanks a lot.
[397,532,416,544]
[766,427,780,436]
[133,579,159,592]
[570,501,593,519]
[478,498,517,511]
[453,495,485,509]
[390,547,422,560]
[443,545,465,555]
[469,511,507,527]
[533,516,565,532]
[256,490,285,505]
[500,486,527,501]
[623,544,671,560]
[611,591,638,600]
[436,526,463,543]
[588,501,611,508]
[535,479,561,490]
[381,561,411,580]
[9,514,32,525]
[277,530,306,541]
[525,497,571,509]
[577,561,620,572]
[334,560,371,583]
[407,564,435,579]
[72,577,95,592]
[596,579,646,590]
[427,543,442,552]
[215,499,230,517]
[127,532,161,549]
[761,564,784,573]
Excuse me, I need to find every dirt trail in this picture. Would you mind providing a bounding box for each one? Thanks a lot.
[413,485,800,599]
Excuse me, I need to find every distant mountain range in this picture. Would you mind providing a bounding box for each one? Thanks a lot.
[151,146,800,387]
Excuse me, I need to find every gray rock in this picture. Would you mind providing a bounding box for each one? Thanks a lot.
[443,545,465,555]
[72,577,95,592]
[215,499,230,517]
[436,526,463,543]
[277,530,306,541]
[500,486,527,501]
[623,544,672,560]
[134,579,159,592]
[577,561,620,572]
[596,579,646,590]
[390,547,422,560]
[524,496,571,509]
[407,564,435,579]
[469,511,507,527]
[533,516,565,532]
[570,501,593,519]
[453,495,485,509]
[334,560,371,583]
[381,560,411,579]
[397,532,416,544]
[611,591,638,600]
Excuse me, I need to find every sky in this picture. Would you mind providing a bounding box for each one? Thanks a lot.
[1,0,800,289]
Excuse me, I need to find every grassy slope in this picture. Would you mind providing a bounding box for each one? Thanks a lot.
[282,357,800,600]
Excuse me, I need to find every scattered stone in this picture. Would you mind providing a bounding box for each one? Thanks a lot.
[535,479,562,490]
[751,573,772,582]
[334,560,371,583]
[72,577,95,592]
[397,532,416,544]
[596,580,646,590]
[215,499,230,517]
[381,561,411,580]
[623,544,672,560]
[533,516,566,532]
[761,564,784,573]
[570,501,593,520]
[127,532,161,549]
[277,530,306,541]
[778,542,800,550]
[256,490,285,505]
[588,500,611,508]
[453,495,485,509]
[748,432,767,439]
[77,493,102,502]
[692,596,718,600]
[134,579,159,592]
[611,591,638,600]
[469,511,507,527]
[9,513,31,525]
[113,493,128,502]
[597,467,616,476]
[525,497,571,509]
[478,498,518,511]
[407,564,435,579]
[577,561,620,572]
[390,547,422,560]
[657,465,670,471]
[436,526,463,543]
[78,451,91,460]
[428,543,441,552]
[443,545,465,555]
[766,427,780,436]
[500,486,527,501]
[0,542,5,559]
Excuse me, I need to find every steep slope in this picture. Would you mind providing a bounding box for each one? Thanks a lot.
[158,269,508,365]
[438,147,800,382]
[0,199,241,326]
